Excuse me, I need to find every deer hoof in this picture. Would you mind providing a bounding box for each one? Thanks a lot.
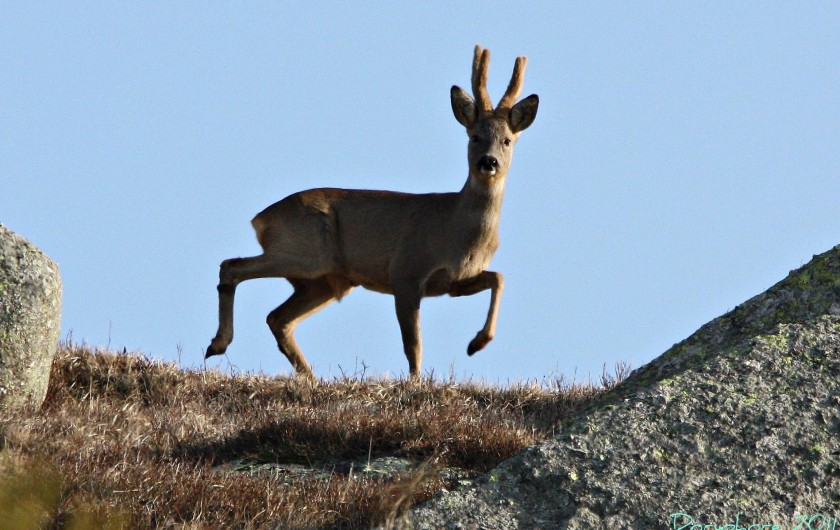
[205,343,225,359]
[467,333,491,356]
[297,370,318,384]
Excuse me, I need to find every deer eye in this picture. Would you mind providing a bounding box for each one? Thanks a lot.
[503,138,512,147]
[470,135,480,144]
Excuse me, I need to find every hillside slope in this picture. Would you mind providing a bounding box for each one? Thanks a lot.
[1,342,606,528]
[410,246,840,528]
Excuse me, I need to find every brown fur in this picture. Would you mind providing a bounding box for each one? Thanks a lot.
[207,45,539,379]
[472,45,493,112]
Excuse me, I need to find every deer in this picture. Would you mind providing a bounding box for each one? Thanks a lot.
[206,45,539,380]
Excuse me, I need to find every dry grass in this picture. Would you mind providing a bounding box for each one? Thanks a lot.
[0,343,622,529]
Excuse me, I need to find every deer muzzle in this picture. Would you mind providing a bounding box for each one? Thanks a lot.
[477,155,499,177]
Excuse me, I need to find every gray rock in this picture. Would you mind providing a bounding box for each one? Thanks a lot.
[0,224,62,410]
[407,245,840,529]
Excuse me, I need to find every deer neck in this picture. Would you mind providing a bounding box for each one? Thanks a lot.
[456,174,505,231]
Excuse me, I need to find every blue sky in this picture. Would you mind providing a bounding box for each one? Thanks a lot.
[3,3,839,384]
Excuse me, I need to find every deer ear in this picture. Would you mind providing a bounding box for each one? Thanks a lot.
[451,85,477,129]
[510,94,539,133]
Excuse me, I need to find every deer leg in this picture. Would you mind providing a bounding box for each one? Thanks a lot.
[448,271,504,355]
[267,278,342,381]
[207,254,301,358]
[207,281,237,357]
[393,283,424,378]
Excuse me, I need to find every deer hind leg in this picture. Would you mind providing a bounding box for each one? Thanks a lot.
[448,271,504,355]
[267,277,348,380]
[207,254,307,358]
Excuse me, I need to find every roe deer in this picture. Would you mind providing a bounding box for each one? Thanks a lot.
[207,45,539,379]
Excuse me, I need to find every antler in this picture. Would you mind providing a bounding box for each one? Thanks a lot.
[471,45,493,113]
[471,45,528,113]
[496,56,527,110]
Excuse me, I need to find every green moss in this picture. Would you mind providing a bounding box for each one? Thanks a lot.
[790,253,840,290]
[794,270,813,290]
[781,355,793,366]
[811,443,826,455]
[658,378,674,388]
[756,332,789,352]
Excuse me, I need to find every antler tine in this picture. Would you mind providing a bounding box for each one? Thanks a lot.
[496,56,527,110]
[471,45,493,113]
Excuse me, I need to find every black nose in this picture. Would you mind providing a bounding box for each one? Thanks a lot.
[477,156,498,172]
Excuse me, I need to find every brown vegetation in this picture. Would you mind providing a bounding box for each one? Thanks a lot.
[0,343,624,529]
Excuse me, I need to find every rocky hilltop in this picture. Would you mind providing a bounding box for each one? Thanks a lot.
[409,246,840,529]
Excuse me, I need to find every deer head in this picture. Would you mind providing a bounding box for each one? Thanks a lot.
[450,45,539,189]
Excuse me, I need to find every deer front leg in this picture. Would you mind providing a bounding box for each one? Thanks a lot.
[448,271,504,355]
[393,282,424,378]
